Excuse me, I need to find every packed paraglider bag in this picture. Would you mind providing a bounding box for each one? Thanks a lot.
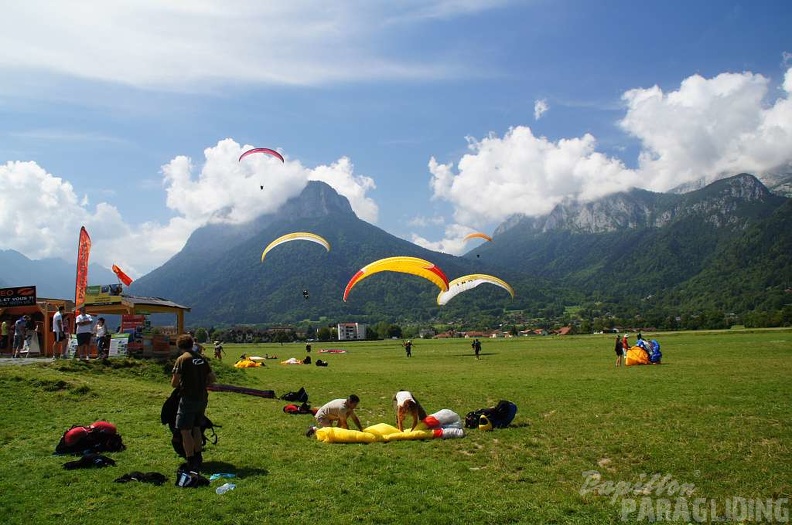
[54,421,126,456]
[280,386,309,403]
[464,400,518,429]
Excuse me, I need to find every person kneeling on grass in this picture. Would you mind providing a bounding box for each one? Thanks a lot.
[306,395,363,437]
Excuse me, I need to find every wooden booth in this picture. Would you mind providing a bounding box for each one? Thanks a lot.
[0,298,75,357]
[82,294,191,359]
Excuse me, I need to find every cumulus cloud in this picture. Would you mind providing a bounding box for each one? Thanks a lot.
[429,126,637,227]
[534,99,549,120]
[0,140,378,276]
[621,69,792,190]
[426,68,792,254]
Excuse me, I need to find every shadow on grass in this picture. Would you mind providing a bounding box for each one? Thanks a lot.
[202,460,269,479]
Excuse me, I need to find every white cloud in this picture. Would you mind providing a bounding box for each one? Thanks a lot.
[429,126,636,229]
[0,1,495,92]
[427,68,792,254]
[534,99,549,120]
[620,70,792,190]
[0,140,378,276]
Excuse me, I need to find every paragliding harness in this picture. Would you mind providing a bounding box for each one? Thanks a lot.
[283,402,316,415]
[280,386,309,403]
[464,400,518,429]
[160,388,218,458]
[54,422,126,456]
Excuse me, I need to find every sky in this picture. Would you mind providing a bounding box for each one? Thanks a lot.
[1,1,791,279]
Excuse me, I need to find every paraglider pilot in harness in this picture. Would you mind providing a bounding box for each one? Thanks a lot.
[171,334,216,472]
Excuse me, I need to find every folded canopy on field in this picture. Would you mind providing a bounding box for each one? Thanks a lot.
[625,339,662,366]
[343,256,449,302]
[261,232,330,262]
[437,273,515,305]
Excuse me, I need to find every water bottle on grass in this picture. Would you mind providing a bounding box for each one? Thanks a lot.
[216,482,236,494]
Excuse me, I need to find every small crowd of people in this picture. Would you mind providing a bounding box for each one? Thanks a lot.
[613,331,644,367]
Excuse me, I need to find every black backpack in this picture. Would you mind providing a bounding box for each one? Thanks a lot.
[160,388,218,458]
[464,400,518,429]
[280,387,308,403]
[55,426,126,456]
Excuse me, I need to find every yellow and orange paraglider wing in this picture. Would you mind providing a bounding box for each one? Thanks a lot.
[343,256,449,302]
[437,274,515,306]
[261,232,331,262]
[463,232,492,243]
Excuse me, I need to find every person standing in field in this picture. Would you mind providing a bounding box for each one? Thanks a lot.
[74,307,94,360]
[403,339,413,358]
[52,305,67,359]
[94,317,110,359]
[12,315,28,358]
[472,338,482,360]
[171,334,216,472]
[614,334,624,367]
[1,319,9,351]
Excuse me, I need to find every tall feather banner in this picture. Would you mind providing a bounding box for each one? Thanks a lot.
[74,226,91,307]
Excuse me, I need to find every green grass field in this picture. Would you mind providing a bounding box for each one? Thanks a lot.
[1,330,790,524]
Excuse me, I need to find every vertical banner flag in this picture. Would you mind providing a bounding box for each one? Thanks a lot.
[75,226,91,307]
[112,264,134,286]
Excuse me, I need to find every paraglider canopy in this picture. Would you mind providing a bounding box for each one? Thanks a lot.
[261,232,331,262]
[463,232,492,243]
[343,256,449,302]
[437,274,515,305]
[238,147,285,163]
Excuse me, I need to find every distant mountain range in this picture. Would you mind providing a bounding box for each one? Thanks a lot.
[0,250,116,300]
[4,174,790,330]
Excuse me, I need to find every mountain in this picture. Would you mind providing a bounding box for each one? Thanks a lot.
[129,181,487,326]
[0,249,117,299]
[129,175,790,329]
[474,173,791,322]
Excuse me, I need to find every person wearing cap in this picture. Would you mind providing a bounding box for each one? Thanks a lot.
[213,341,225,360]
[622,334,629,353]
[403,339,413,358]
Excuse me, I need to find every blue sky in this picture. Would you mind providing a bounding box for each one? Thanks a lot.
[1,1,791,278]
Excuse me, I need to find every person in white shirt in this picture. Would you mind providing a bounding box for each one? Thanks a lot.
[52,305,67,359]
[74,307,94,360]
[393,390,427,432]
[94,317,109,359]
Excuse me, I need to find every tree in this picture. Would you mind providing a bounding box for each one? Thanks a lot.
[317,326,333,341]
[194,328,208,343]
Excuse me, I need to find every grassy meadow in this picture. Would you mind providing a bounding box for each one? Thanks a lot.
[0,329,790,524]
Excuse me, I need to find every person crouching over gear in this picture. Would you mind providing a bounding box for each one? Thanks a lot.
[171,334,216,472]
[313,395,363,430]
[393,390,428,432]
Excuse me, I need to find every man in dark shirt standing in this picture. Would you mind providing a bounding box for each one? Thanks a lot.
[171,334,216,472]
